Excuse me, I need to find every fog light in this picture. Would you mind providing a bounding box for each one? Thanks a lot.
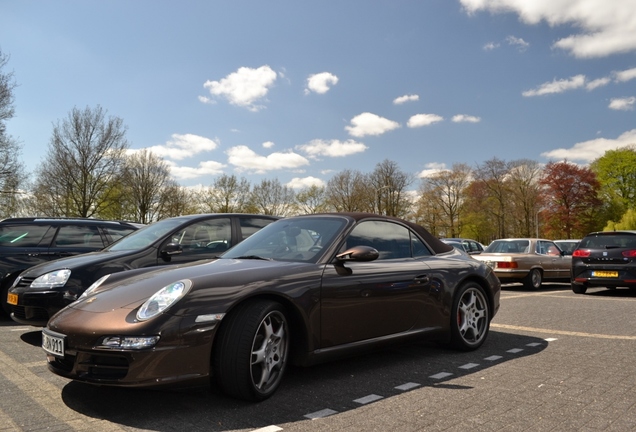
[98,336,160,349]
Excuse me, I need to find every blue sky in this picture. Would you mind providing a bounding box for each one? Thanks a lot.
[1,0,635,190]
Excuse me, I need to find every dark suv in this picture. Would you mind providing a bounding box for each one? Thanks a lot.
[0,217,140,315]
[8,213,278,326]
[571,230,636,294]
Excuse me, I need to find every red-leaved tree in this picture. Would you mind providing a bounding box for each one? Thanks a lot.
[539,161,602,238]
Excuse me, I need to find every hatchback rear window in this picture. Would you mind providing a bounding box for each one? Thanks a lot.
[0,225,51,247]
[580,234,636,249]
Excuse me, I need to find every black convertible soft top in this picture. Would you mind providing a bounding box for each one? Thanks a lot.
[326,212,454,255]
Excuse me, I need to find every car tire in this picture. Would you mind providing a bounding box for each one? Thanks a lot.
[213,300,289,401]
[523,268,542,290]
[449,282,490,351]
[571,283,587,294]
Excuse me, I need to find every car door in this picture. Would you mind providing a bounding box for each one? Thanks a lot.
[538,240,570,279]
[319,220,432,348]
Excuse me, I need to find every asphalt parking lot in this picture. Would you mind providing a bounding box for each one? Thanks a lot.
[1,283,635,431]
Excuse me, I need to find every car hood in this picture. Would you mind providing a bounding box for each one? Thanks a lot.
[20,249,141,277]
[65,258,316,314]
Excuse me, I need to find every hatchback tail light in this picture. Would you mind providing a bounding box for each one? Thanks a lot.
[496,262,518,269]
[572,249,590,257]
[622,250,636,258]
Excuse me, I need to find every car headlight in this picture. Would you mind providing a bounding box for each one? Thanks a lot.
[136,279,192,321]
[30,269,71,288]
[78,274,111,300]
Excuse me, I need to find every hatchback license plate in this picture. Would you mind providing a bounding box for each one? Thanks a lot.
[592,270,618,278]
[7,293,17,305]
[42,331,65,357]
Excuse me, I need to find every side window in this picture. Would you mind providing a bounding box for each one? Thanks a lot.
[102,225,136,244]
[171,218,232,256]
[55,225,102,248]
[240,217,276,240]
[411,233,432,257]
[0,225,52,247]
[344,221,414,260]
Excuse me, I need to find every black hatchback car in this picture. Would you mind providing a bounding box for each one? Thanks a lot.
[8,214,278,325]
[0,217,140,315]
[571,230,636,294]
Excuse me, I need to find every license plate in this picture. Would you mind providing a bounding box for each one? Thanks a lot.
[42,331,65,357]
[592,270,618,278]
[7,292,17,305]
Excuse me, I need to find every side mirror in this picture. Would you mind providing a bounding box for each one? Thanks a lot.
[336,245,379,262]
[161,243,183,256]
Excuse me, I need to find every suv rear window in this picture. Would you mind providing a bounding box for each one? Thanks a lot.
[0,225,51,247]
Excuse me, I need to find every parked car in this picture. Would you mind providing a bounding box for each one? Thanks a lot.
[441,238,485,255]
[42,212,501,401]
[8,214,278,326]
[473,238,571,289]
[0,217,141,315]
[554,239,581,256]
[571,231,636,294]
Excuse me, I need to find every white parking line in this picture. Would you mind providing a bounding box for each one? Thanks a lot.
[492,323,636,340]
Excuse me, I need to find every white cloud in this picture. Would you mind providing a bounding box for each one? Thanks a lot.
[460,0,636,58]
[305,72,339,94]
[522,74,586,97]
[483,42,500,51]
[418,162,448,178]
[407,113,444,128]
[614,67,636,83]
[286,176,326,189]
[202,65,277,111]
[226,145,309,173]
[296,139,368,159]
[609,97,636,111]
[131,134,219,161]
[167,160,226,180]
[541,129,636,162]
[586,77,611,90]
[345,113,400,137]
[452,114,481,123]
[393,94,419,104]
[262,141,275,149]
[506,35,529,51]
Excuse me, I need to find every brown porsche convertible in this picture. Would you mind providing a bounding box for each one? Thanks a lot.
[43,213,501,401]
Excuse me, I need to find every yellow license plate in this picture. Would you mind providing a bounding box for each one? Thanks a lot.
[7,292,17,305]
[592,270,618,278]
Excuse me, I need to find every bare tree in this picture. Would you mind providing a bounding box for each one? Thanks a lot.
[474,158,512,238]
[123,149,172,223]
[204,174,252,213]
[0,49,26,217]
[369,159,414,217]
[325,169,370,212]
[32,106,129,217]
[507,159,543,237]
[417,163,472,238]
[250,179,295,216]
[157,181,200,219]
[295,184,329,214]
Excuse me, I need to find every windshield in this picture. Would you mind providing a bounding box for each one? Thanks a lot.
[222,216,347,263]
[485,240,530,254]
[105,218,187,251]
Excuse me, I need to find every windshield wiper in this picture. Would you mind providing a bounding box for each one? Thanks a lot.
[234,255,272,261]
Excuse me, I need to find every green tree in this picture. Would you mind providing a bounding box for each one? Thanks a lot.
[295,184,329,214]
[591,146,636,224]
